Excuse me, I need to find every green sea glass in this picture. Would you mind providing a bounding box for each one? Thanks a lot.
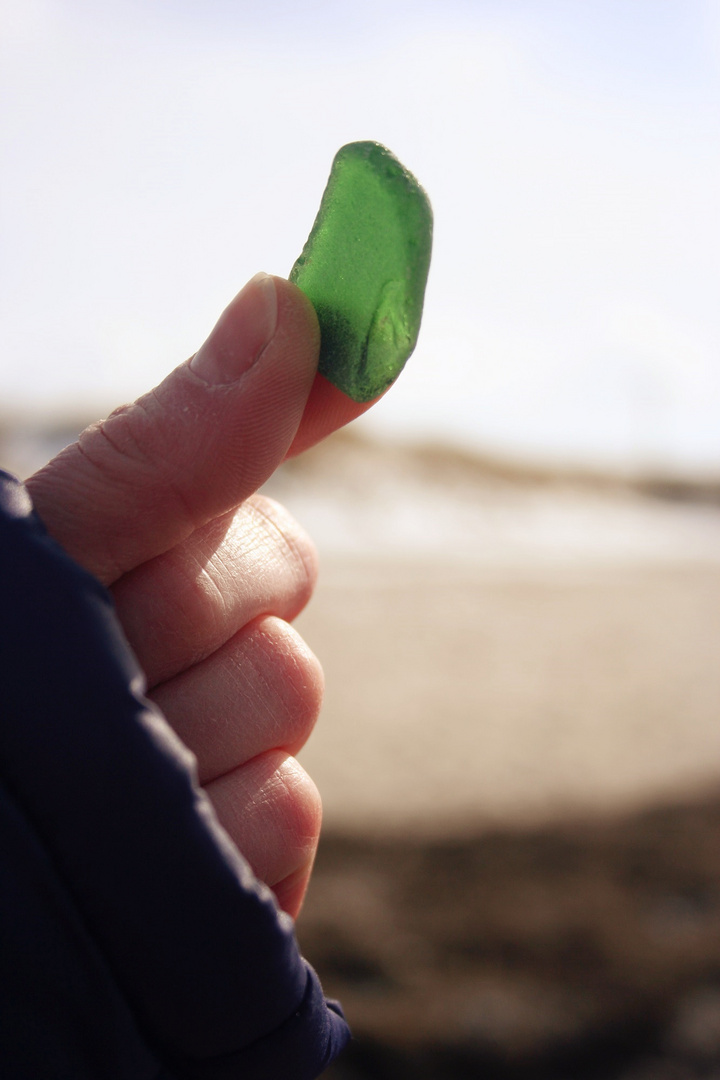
[290,141,433,403]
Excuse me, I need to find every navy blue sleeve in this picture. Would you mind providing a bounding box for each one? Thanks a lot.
[0,470,349,1079]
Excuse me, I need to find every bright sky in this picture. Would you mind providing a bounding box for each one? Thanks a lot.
[2,0,719,473]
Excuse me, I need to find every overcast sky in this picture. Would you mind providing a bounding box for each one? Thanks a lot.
[2,0,719,473]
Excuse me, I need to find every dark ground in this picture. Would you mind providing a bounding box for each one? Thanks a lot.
[298,793,720,1079]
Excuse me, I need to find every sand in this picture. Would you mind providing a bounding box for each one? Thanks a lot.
[260,433,720,834]
[299,796,720,1079]
[296,556,720,834]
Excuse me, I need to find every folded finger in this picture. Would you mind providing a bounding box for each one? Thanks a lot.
[206,749,322,918]
[112,495,317,687]
[150,616,323,785]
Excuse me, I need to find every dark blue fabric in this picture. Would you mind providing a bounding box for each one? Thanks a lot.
[0,470,349,1078]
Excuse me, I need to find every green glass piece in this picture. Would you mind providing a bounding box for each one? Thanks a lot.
[290,141,433,403]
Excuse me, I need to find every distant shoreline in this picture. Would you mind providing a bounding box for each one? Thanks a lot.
[2,413,720,504]
[288,427,720,507]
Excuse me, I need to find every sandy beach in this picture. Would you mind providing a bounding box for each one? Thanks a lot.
[297,556,720,834]
[267,432,720,1078]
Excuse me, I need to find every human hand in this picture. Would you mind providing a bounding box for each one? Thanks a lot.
[25,273,377,919]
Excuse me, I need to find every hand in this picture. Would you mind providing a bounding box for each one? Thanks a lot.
[25,273,377,919]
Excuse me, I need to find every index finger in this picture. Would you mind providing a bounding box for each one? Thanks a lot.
[285,373,383,458]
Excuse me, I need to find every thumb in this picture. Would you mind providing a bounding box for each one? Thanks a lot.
[26,274,320,585]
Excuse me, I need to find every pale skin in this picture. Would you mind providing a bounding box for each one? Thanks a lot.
[25,273,379,920]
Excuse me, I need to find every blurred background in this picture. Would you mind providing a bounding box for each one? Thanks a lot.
[2,1,720,1076]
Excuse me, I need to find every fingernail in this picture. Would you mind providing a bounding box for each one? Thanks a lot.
[190,272,278,384]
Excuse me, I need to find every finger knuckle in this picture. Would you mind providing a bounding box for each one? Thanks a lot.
[252,617,324,754]
[244,493,319,609]
[250,750,322,881]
